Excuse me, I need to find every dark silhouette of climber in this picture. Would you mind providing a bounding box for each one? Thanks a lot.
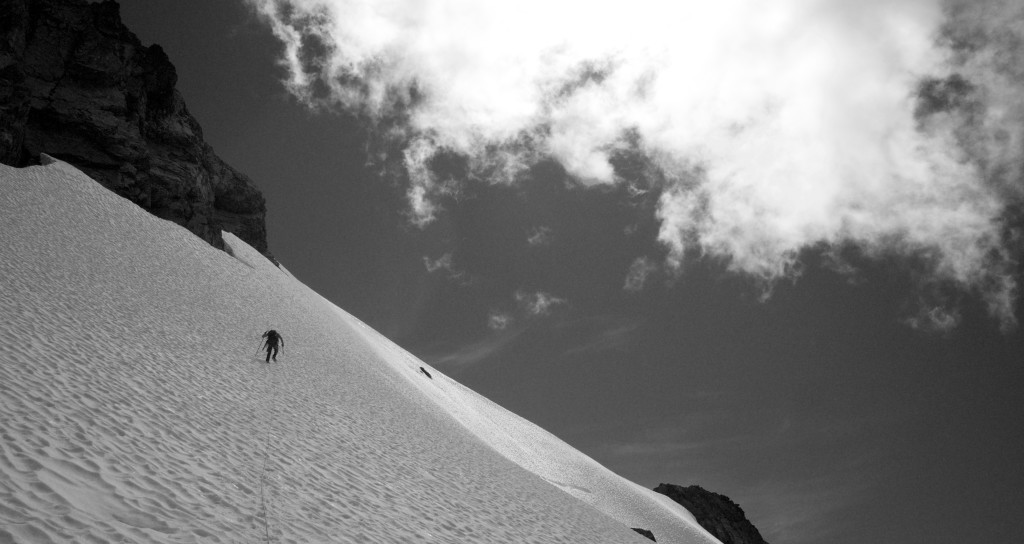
[261,330,284,363]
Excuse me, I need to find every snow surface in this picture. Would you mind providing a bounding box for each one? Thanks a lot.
[0,159,721,543]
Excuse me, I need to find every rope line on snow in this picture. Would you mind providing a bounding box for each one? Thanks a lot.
[258,444,272,543]
[257,357,279,543]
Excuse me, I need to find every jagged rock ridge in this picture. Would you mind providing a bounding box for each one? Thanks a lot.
[0,0,271,258]
[654,484,769,544]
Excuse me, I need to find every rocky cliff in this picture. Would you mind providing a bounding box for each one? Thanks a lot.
[0,0,270,258]
[654,484,769,544]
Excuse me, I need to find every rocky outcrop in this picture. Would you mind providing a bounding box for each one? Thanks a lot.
[654,484,768,544]
[0,0,271,258]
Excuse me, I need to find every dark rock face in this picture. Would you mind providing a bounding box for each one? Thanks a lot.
[654,484,769,544]
[0,0,271,258]
[631,527,656,541]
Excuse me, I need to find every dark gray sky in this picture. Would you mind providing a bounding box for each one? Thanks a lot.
[118,2,1024,543]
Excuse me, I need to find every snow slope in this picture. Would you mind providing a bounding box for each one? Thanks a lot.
[0,158,720,544]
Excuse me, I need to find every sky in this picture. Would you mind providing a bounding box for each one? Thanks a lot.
[115,1,1024,543]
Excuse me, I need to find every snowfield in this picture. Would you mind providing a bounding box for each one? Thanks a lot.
[0,158,720,544]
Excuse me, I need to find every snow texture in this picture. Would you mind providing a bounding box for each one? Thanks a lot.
[0,158,720,543]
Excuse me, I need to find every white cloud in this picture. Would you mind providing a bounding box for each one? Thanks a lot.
[404,137,445,227]
[515,289,567,316]
[423,252,454,273]
[488,311,513,331]
[423,251,472,284]
[251,0,1024,327]
[485,291,567,331]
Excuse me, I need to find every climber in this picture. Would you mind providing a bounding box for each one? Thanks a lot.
[260,329,284,363]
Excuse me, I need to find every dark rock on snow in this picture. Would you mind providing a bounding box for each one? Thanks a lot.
[654,484,769,544]
[631,527,656,541]
[0,0,271,259]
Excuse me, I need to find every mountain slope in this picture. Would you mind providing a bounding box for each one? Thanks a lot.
[0,159,719,543]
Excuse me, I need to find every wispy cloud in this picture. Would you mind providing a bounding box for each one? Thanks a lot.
[251,0,1024,327]
[527,226,553,247]
[515,289,567,316]
[560,317,642,357]
[423,252,472,283]
[623,256,659,292]
[479,290,567,332]
[903,303,962,332]
[423,252,454,273]
[487,311,513,331]
[424,326,523,368]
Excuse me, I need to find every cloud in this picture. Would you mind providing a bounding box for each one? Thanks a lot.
[251,0,1024,327]
[483,290,566,331]
[423,251,472,283]
[487,311,513,331]
[514,289,567,316]
[405,140,444,227]
[419,312,522,368]
[561,319,642,357]
[624,256,659,292]
[423,252,454,273]
[425,325,523,367]
[904,305,962,332]
[527,226,553,247]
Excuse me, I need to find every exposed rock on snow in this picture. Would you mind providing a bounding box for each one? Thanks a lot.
[632,527,657,541]
[0,0,270,258]
[655,484,769,544]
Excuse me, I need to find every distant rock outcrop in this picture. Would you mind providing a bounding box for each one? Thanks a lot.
[654,484,769,544]
[0,0,271,258]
